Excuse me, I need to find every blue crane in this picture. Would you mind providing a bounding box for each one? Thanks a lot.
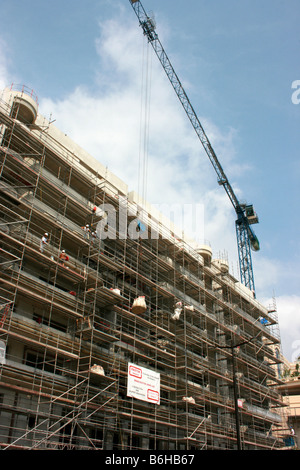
[129,0,260,296]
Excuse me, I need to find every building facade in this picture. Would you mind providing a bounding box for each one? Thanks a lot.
[0,85,286,450]
[277,361,300,449]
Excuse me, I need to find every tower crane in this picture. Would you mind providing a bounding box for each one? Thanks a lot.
[129,0,260,296]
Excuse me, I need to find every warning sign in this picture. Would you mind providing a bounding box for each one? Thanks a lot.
[127,363,160,405]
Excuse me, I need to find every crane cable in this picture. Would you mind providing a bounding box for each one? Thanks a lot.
[135,34,152,300]
[138,34,152,204]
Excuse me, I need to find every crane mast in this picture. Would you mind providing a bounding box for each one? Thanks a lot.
[129,0,259,295]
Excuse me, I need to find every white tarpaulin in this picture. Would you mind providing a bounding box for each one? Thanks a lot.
[0,340,6,365]
[127,363,160,404]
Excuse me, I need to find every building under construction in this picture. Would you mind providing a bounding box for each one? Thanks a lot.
[0,86,286,450]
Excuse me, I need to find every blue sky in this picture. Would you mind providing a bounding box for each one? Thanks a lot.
[0,0,299,361]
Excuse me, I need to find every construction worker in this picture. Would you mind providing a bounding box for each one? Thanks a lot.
[90,229,98,246]
[40,233,48,253]
[59,249,69,267]
[81,224,90,240]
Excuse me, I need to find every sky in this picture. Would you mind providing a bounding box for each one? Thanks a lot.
[0,0,299,362]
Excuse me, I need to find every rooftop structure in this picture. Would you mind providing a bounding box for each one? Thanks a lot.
[0,85,286,450]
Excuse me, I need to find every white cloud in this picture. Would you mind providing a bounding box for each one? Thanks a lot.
[255,254,300,299]
[38,16,244,265]
[276,295,300,362]
[254,256,300,361]
[254,256,282,292]
[0,37,12,89]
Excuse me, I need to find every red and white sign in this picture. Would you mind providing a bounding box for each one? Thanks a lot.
[127,363,160,404]
[128,364,142,379]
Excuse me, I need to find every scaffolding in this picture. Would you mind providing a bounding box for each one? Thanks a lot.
[0,86,286,450]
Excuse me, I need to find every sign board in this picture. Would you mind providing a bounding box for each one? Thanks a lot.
[127,363,160,405]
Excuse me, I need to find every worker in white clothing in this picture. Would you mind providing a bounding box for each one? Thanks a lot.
[40,233,48,253]
[81,224,90,240]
